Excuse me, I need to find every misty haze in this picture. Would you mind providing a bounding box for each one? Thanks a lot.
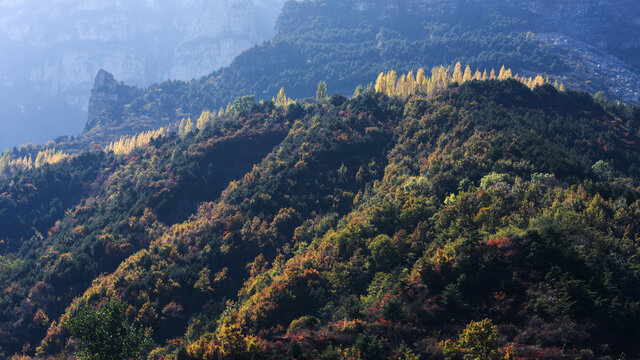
[0,0,286,150]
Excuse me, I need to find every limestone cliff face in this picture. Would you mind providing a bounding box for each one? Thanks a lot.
[0,0,286,149]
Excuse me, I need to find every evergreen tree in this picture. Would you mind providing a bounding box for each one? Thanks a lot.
[316,81,329,103]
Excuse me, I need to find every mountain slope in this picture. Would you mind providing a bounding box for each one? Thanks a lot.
[0,78,632,358]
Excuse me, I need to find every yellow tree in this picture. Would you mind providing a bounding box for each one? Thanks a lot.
[406,70,417,95]
[385,70,398,97]
[416,68,427,92]
[490,69,497,80]
[196,111,211,131]
[463,65,473,83]
[452,62,463,83]
[474,69,482,81]
[397,74,407,98]
[275,87,289,107]
[533,75,545,88]
[375,72,386,94]
[482,69,488,81]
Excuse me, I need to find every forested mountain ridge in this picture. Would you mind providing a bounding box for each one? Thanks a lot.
[0,66,640,358]
[39,0,639,155]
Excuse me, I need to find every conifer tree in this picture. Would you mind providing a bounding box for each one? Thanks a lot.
[474,69,482,81]
[196,111,211,131]
[316,81,329,103]
[385,70,397,97]
[375,72,386,94]
[275,87,289,107]
[463,65,473,83]
[452,62,463,83]
[178,118,186,135]
[353,85,363,98]
[406,70,417,94]
[533,75,545,88]
[397,74,407,98]
[482,69,488,81]
[498,65,507,80]
[490,69,497,80]
[416,68,427,92]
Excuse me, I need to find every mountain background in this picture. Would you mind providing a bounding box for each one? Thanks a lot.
[0,0,286,151]
[66,0,639,153]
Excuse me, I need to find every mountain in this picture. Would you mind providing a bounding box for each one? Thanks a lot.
[2,0,640,359]
[0,69,639,358]
[55,0,639,154]
[0,0,286,150]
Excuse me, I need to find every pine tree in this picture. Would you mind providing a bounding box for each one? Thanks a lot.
[316,81,329,103]
[490,69,497,80]
[482,69,488,81]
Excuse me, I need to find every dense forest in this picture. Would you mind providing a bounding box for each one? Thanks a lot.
[0,59,639,359]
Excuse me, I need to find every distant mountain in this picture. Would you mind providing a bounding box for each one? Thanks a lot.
[62,0,639,154]
[0,0,286,150]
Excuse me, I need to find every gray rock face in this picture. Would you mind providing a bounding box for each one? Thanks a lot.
[0,0,286,149]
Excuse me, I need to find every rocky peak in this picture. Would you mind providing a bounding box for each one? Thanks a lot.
[86,70,138,132]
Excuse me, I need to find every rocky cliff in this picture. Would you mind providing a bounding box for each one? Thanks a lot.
[0,0,286,149]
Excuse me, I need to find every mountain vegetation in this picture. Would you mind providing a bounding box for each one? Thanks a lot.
[0,61,639,358]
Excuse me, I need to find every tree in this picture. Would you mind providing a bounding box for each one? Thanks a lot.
[316,81,329,103]
[416,68,427,92]
[229,95,256,115]
[463,65,473,82]
[353,85,364,98]
[65,300,154,360]
[375,72,386,94]
[385,70,397,97]
[275,87,289,107]
[452,61,463,83]
[457,319,500,360]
